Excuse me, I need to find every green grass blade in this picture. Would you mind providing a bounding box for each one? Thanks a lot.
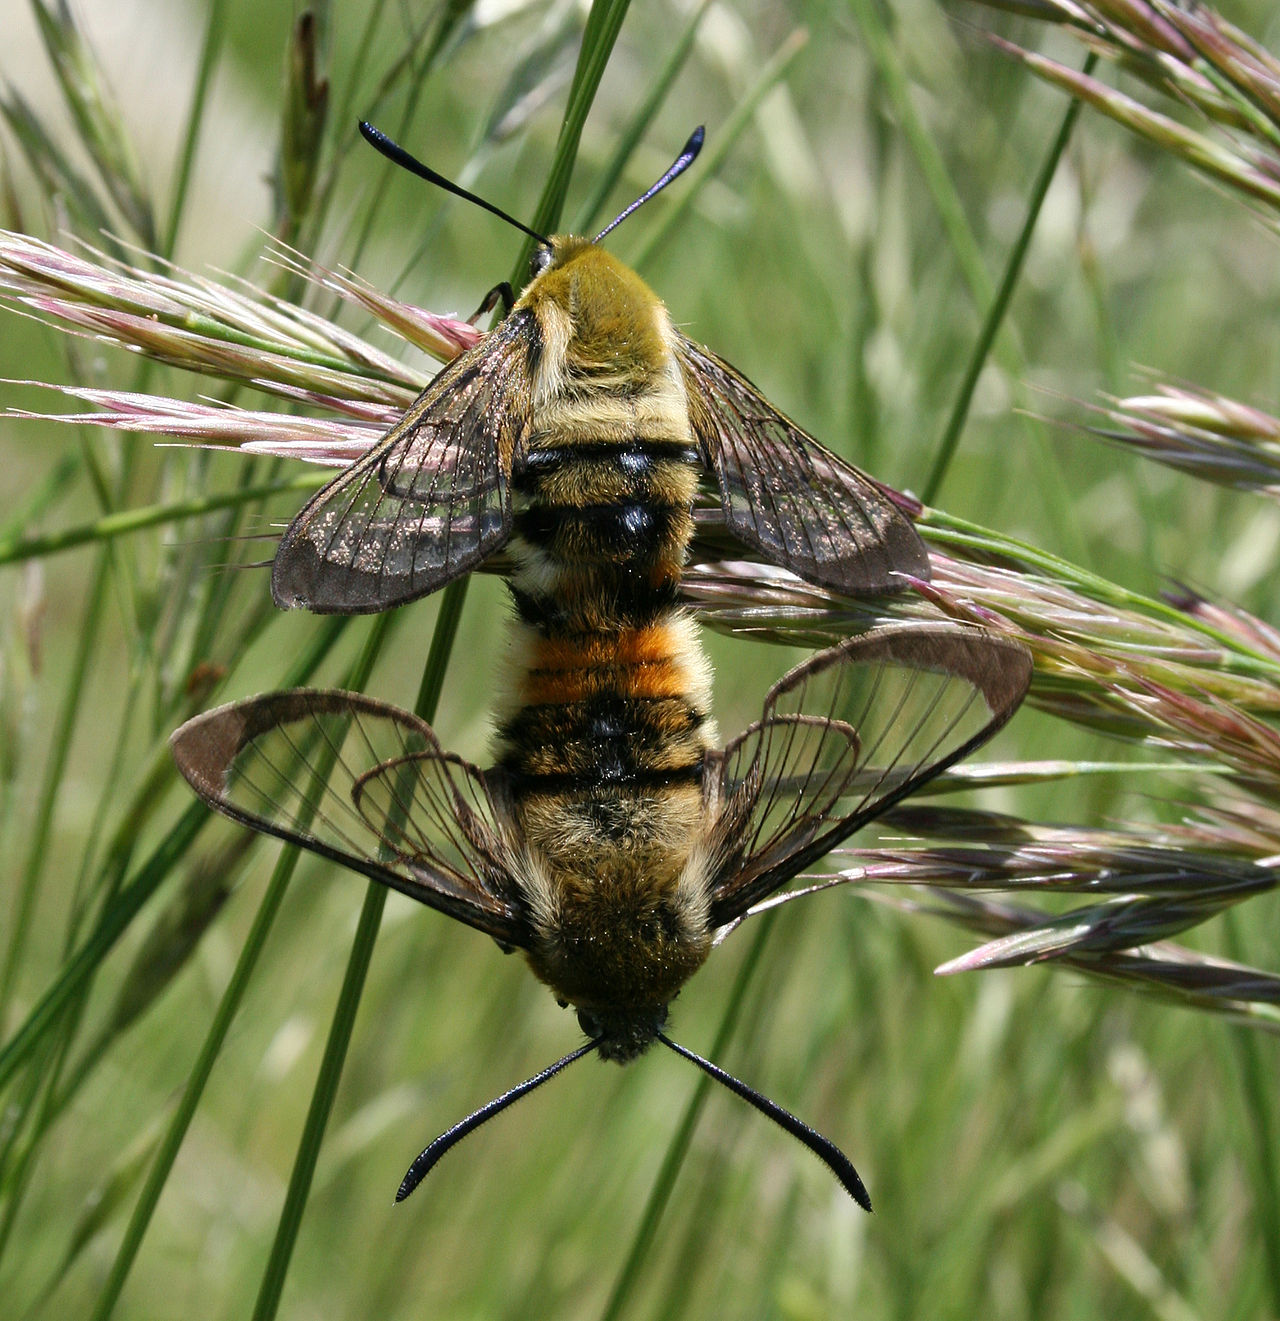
[571,0,711,236]
[248,883,387,1321]
[599,917,775,1321]
[512,0,633,278]
[161,0,230,258]
[629,29,809,271]
[921,54,1098,504]
[81,610,379,1321]
[1223,910,1280,1314]
[0,473,322,566]
[87,839,306,1321]
[0,801,208,1095]
[0,617,350,1095]
[248,578,464,1319]
[846,0,992,306]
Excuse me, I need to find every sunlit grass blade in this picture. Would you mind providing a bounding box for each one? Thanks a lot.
[28,0,156,248]
[972,1,1280,217]
[1079,383,1280,495]
[0,230,469,402]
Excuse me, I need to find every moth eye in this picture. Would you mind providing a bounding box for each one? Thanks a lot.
[529,245,553,278]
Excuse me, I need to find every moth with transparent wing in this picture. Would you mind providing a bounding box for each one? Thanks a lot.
[172,623,1031,1210]
[271,315,529,613]
[271,123,929,614]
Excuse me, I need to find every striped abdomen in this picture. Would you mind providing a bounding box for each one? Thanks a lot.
[495,397,713,811]
[492,241,719,1015]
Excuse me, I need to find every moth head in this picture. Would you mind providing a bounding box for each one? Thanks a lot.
[356,118,703,324]
[528,241,555,279]
[516,236,672,377]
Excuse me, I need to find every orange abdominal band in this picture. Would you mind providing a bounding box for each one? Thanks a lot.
[520,626,690,705]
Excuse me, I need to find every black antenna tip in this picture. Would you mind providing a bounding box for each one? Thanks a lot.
[658,1033,872,1212]
[592,126,709,245]
[394,1040,597,1203]
[356,120,550,247]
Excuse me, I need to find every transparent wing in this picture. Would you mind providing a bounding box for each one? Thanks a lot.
[705,624,1032,925]
[272,313,534,613]
[677,335,930,595]
[171,690,528,945]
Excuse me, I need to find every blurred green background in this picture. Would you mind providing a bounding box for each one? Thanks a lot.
[3,1,1280,1317]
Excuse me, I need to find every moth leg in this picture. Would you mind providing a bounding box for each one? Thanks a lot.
[469,281,514,323]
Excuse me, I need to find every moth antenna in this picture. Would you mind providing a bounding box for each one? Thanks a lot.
[359,121,551,247]
[395,1040,598,1202]
[593,125,705,244]
[657,1033,872,1212]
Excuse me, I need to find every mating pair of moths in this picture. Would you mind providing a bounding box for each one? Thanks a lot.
[171,126,1031,1209]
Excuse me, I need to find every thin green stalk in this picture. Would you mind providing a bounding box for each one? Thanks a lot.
[174,459,274,715]
[0,551,108,1031]
[75,428,114,515]
[249,883,388,1321]
[571,0,711,235]
[515,0,634,272]
[1,726,181,1236]
[598,916,775,1321]
[87,612,388,1321]
[0,394,201,1230]
[290,1,393,275]
[629,29,808,271]
[0,1026,56,1190]
[249,582,464,1321]
[414,579,468,718]
[846,0,1083,553]
[327,0,391,149]
[0,1017,77,1263]
[65,675,143,944]
[67,728,209,953]
[0,618,350,1095]
[161,0,230,258]
[0,801,207,1096]
[325,0,628,320]
[0,449,79,540]
[650,949,805,1319]
[2,596,341,1269]
[0,701,162,1240]
[1224,911,1280,1314]
[921,54,1098,504]
[0,473,322,566]
[846,0,992,307]
[88,842,304,1321]
[1,91,124,257]
[72,417,146,645]
[334,2,479,284]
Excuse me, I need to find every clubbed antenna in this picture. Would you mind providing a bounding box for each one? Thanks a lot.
[359,120,551,247]
[658,1033,872,1211]
[395,1040,598,1202]
[592,126,705,244]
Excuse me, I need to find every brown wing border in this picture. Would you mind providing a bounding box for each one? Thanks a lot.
[171,689,529,946]
[704,624,1032,926]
